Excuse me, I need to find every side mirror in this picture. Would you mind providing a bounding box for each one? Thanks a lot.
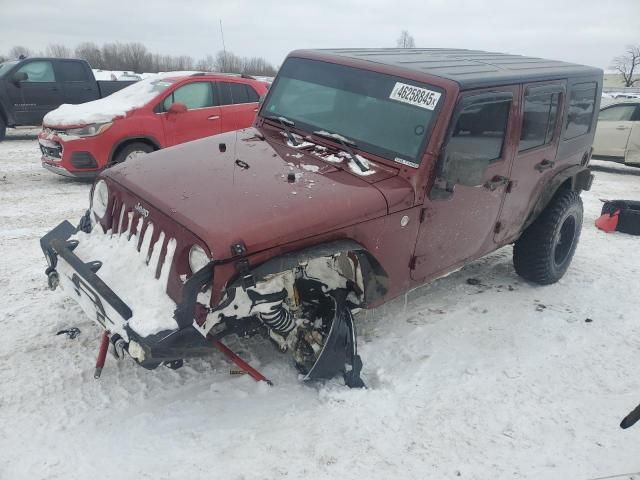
[441,153,491,187]
[258,94,266,106]
[167,102,187,114]
[12,71,28,84]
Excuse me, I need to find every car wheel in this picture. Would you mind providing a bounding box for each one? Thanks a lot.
[513,190,583,285]
[0,116,6,142]
[112,142,154,165]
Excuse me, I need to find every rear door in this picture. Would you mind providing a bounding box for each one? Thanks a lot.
[216,81,260,131]
[5,60,62,125]
[160,80,222,145]
[593,103,638,157]
[54,60,100,104]
[495,81,565,243]
[411,86,518,281]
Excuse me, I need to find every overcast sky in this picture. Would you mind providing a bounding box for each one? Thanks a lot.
[0,0,638,69]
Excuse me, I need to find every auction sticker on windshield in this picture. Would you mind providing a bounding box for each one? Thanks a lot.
[389,82,441,110]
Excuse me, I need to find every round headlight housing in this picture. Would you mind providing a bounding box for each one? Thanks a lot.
[92,179,109,219]
[189,245,210,273]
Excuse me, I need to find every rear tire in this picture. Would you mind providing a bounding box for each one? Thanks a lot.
[112,142,154,165]
[513,190,583,285]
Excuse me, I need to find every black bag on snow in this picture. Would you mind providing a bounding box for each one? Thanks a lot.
[600,200,640,236]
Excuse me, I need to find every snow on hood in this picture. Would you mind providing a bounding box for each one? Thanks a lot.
[43,74,176,127]
[103,128,390,259]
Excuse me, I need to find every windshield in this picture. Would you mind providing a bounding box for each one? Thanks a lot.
[0,61,18,77]
[261,57,443,165]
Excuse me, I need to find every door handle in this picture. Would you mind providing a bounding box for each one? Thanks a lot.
[483,175,510,191]
[535,159,555,172]
[208,115,220,120]
[253,108,259,112]
[616,126,629,130]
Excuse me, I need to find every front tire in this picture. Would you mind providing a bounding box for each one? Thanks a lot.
[513,190,583,285]
[112,142,154,165]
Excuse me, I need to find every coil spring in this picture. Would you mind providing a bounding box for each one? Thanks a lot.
[247,288,295,335]
[259,304,295,334]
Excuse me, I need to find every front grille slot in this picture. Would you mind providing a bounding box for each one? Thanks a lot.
[106,197,173,280]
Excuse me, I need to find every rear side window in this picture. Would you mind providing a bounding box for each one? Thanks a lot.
[56,61,91,82]
[564,83,597,140]
[448,99,511,162]
[16,61,55,82]
[598,104,637,122]
[163,82,215,110]
[218,82,259,105]
[519,92,560,151]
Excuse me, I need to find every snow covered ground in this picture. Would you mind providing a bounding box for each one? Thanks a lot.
[0,128,639,480]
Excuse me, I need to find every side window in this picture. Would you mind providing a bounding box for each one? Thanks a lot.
[519,92,560,151]
[246,85,260,102]
[57,61,91,82]
[228,82,250,104]
[217,82,233,106]
[448,99,511,162]
[17,61,55,82]
[163,82,214,110]
[598,104,636,122]
[564,83,597,140]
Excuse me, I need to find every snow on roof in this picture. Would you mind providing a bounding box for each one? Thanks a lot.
[43,73,179,127]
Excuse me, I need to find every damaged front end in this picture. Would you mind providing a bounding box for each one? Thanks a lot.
[41,186,370,388]
[193,252,369,388]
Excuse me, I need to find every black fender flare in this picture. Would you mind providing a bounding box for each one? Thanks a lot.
[108,135,161,164]
[523,165,593,231]
[230,240,389,307]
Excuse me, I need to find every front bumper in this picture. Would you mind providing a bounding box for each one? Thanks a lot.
[42,162,100,179]
[40,219,213,368]
[38,133,103,178]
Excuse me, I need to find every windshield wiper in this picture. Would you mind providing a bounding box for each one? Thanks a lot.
[312,130,369,172]
[265,115,299,146]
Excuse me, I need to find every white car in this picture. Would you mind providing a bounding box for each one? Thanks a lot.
[592,102,640,166]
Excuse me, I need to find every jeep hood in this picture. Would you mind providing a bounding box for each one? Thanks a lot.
[104,128,393,259]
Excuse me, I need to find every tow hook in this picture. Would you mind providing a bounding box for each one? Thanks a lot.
[46,269,59,290]
[110,334,127,360]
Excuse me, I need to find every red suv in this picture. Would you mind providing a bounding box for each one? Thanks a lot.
[38,73,269,178]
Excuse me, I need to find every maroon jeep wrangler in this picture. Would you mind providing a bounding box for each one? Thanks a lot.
[41,49,601,387]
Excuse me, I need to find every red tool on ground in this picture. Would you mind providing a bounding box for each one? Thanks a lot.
[94,331,110,379]
[209,337,273,386]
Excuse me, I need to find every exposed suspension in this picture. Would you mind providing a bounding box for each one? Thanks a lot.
[247,289,295,335]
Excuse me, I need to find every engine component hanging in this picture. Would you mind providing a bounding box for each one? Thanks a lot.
[291,283,365,388]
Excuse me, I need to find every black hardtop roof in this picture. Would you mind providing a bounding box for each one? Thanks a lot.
[302,48,602,89]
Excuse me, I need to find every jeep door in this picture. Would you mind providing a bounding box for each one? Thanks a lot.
[160,81,222,145]
[411,86,518,281]
[494,82,565,243]
[216,81,260,131]
[6,60,63,125]
[592,103,639,158]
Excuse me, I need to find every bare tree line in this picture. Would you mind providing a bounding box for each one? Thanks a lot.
[610,45,640,87]
[0,42,278,76]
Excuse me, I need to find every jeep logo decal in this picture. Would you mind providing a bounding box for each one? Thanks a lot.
[134,202,149,218]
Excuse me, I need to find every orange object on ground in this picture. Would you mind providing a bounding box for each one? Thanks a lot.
[595,210,619,233]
